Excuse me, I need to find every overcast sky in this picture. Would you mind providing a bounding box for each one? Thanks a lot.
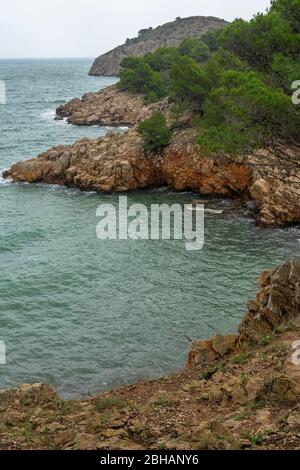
[0,0,271,59]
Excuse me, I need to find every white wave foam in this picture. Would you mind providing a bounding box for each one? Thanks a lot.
[0,169,11,185]
[40,109,56,120]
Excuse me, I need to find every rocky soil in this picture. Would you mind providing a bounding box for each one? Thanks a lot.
[1,260,300,450]
[89,16,228,76]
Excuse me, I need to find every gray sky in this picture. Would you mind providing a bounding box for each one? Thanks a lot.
[0,0,271,59]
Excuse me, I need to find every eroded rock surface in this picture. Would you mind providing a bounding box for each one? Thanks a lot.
[3,129,251,197]
[239,260,300,343]
[248,146,300,226]
[56,86,170,127]
[187,259,300,371]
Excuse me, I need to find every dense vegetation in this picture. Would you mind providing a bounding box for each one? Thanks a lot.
[137,112,172,153]
[118,0,300,155]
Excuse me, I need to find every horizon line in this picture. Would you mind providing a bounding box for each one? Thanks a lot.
[0,57,95,60]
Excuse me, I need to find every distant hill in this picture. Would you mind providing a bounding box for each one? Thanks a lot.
[89,16,229,76]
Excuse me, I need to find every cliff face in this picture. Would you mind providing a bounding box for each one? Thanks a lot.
[248,146,300,226]
[1,260,300,450]
[89,16,228,76]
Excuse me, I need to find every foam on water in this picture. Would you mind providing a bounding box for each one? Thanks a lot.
[0,169,10,185]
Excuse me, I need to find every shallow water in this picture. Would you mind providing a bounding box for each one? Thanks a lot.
[0,59,299,398]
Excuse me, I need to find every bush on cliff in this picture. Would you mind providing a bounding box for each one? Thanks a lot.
[170,56,212,108]
[137,112,172,153]
[198,69,296,154]
[177,38,211,63]
[143,47,178,72]
[201,28,223,52]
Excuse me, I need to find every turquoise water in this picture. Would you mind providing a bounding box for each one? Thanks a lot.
[0,59,299,398]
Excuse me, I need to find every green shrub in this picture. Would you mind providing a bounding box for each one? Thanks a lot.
[201,28,223,52]
[137,112,172,153]
[198,69,295,155]
[170,56,212,107]
[144,47,178,72]
[119,58,167,103]
[178,37,211,63]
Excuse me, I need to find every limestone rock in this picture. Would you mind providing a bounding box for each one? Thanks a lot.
[0,383,57,407]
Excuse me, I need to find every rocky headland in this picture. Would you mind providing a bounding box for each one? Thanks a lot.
[89,16,228,76]
[3,86,300,227]
[1,260,300,450]
[55,85,170,127]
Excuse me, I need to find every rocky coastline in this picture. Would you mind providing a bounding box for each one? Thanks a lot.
[1,260,300,450]
[3,86,300,227]
[2,77,300,451]
[55,85,170,127]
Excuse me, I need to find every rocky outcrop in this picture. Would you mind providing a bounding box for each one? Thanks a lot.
[187,259,300,370]
[2,261,300,450]
[2,130,161,192]
[56,86,171,127]
[162,135,251,195]
[89,16,228,76]
[239,260,300,343]
[248,146,300,226]
[4,122,300,226]
[2,129,251,196]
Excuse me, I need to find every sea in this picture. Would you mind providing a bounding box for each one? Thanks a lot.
[0,58,299,398]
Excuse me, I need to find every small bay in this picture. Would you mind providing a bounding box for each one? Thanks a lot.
[0,59,299,398]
